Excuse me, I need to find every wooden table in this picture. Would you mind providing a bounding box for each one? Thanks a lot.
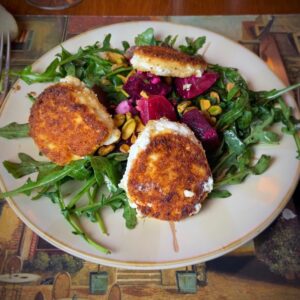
[1,0,300,16]
[0,273,41,300]
[0,13,300,300]
[0,273,41,284]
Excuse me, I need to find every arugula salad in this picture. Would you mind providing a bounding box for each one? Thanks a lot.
[0,28,299,254]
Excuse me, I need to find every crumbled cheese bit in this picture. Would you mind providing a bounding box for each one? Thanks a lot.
[184,190,195,197]
[60,75,84,87]
[195,69,203,77]
[103,128,121,146]
[136,208,146,218]
[128,200,137,209]
[183,83,192,91]
[203,176,213,193]
[189,203,202,216]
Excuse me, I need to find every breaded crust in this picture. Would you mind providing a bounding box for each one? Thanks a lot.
[29,81,113,165]
[131,46,207,78]
[127,132,211,221]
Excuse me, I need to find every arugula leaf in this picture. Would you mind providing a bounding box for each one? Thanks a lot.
[217,90,249,130]
[73,189,125,215]
[214,152,272,189]
[244,109,280,145]
[211,150,236,176]
[255,82,300,101]
[0,159,87,198]
[123,202,137,229]
[99,67,133,103]
[209,64,248,90]
[72,187,134,230]
[68,159,92,181]
[122,41,130,52]
[14,38,118,86]
[102,34,112,50]
[31,186,51,200]
[43,189,61,204]
[105,66,133,79]
[224,129,246,155]
[67,176,97,209]
[66,212,110,254]
[107,152,128,161]
[102,189,128,211]
[89,156,106,186]
[162,35,178,47]
[214,169,251,189]
[90,156,123,193]
[237,110,253,130]
[252,155,272,175]
[0,123,30,139]
[237,148,252,171]
[27,93,36,102]
[277,97,300,158]
[3,153,56,179]
[212,147,250,180]
[54,182,111,254]
[63,62,76,77]
[135,28,157,46]
[36,164,63,181]
[86,185,108,235]
[57,41,120,66]
[227,85,240,101]
[208,189,231,198]
[179,36,206,55]
[213,151,254,188]
[12,59,60,84]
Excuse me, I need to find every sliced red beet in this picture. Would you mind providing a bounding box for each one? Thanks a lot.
[136,95,177,124]
[181,108,220,151]
[123,72,171,100]
[175,72,219,99]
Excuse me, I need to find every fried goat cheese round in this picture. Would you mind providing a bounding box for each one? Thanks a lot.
[29,76,118,166]
[119,118,213,221]
[130,45,207,78]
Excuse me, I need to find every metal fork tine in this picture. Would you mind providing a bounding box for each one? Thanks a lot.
[0,32,10,105]
[0,32,3,76]
[3,32,11,96]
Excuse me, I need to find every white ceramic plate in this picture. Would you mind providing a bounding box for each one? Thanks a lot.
[0,21,299,270]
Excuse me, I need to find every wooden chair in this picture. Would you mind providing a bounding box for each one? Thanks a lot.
[108,284,121,300]
[3,255,23,273]
[2,256,23,300]
[34,291,46,300]
[52,271,72,300]
[0,245,8,273]
[0,286,7,300]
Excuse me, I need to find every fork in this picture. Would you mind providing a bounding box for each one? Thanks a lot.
[0,32,11,107]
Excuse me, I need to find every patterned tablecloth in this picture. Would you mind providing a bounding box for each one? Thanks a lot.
[0,14,299,300]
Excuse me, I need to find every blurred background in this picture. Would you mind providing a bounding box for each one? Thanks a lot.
[1,0,300,15]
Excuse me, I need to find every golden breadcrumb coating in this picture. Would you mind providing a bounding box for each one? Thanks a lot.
[131,46,207,78]
[126,131,212,221]
[29,77,114,165]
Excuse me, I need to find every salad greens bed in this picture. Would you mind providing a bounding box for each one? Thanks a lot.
[0,28,300,254]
